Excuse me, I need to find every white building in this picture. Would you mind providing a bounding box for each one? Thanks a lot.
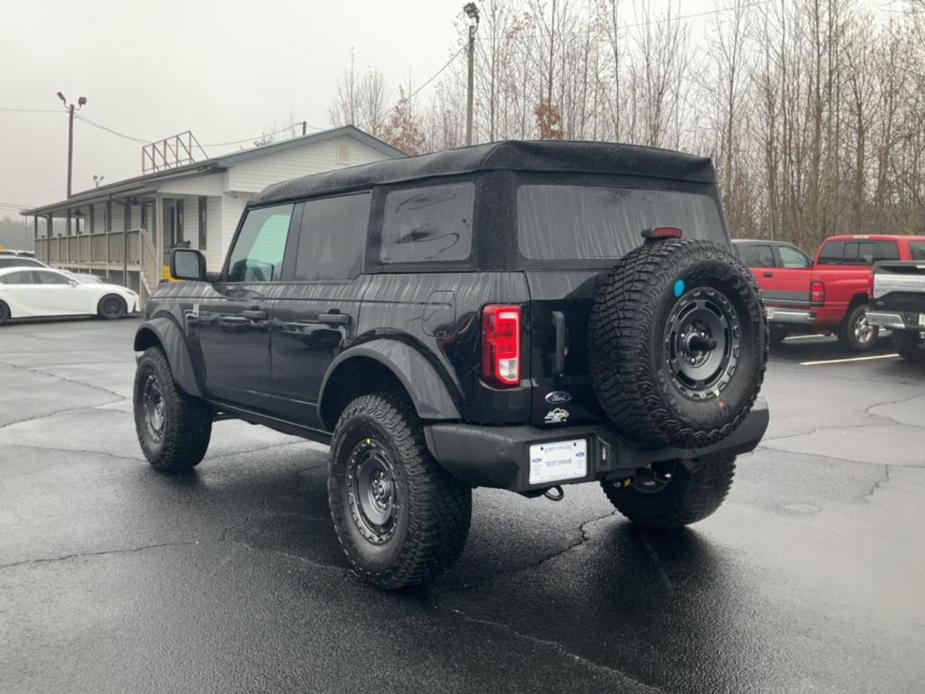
[24,126,404,302]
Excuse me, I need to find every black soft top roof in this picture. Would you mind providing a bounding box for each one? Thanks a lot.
[251,140,715,206]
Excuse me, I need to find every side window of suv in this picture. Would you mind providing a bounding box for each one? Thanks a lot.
[911,242,925,260]
[226,204,294,282]
[294,193,370,281]
[381,183,474,264]
[778,245,812,268]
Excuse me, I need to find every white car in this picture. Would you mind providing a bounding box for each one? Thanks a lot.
[0,267,139,324]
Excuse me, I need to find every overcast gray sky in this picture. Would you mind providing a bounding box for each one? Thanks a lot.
[0,0,473,212]
[2,0,896,215]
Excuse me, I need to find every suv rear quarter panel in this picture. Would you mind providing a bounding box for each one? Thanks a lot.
[358,272,531,424]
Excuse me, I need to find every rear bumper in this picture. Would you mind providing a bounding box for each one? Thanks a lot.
[424,399,769,493]
[867,310,914,331]
[765,307,816,325]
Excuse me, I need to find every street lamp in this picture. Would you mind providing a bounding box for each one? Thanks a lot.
[463,2,479,146]
[57,92,87,199]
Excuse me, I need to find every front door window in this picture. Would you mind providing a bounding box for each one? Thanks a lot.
[226,205,294,282]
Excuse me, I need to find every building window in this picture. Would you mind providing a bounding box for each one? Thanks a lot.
[140,203,148,229]
[336,143,351,165]
[198,197,207,250]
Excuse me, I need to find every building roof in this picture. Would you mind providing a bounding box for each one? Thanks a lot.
[22,125,405,217]
[252,140,715,206]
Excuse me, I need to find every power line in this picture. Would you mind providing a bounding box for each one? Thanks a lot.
[382,45,466,117]
[0,107,63,114]
[201,122,326,148]
[475,0,772,40]
[75,114,151,144]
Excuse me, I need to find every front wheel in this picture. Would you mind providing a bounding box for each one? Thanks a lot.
[893,330,925,363]
[328,393,471,589]
[98,294,127,320]
[601,456,736,529]
[838,303,878,352]
[133,347,212,472]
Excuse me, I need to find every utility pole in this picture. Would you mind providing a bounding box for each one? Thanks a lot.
[57,92,87,198]
[464,3,480,146]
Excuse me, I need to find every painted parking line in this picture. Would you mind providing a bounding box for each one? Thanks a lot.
[785,334,829,341]
[800,353,899,366]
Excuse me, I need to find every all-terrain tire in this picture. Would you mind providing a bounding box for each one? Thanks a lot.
[133,346,212,472]
[328,393,472,589]
[0,300,9,325]
[98,294,127,320]
[601,456,736,529]
[588,239,767,449]
[893,330,925,363]
[838,302,878,352]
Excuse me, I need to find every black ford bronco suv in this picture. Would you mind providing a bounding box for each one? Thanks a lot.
[133,141,769,589]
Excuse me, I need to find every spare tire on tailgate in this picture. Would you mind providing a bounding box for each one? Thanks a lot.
[588,238,767,449]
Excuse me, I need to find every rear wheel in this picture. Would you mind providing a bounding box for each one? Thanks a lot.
[98,294,126,320]
[601,456,736,528]
[133,347,212,472]
[838,303,878,352]
[0,301,9,325]
[328,393,471,589]
[893,330,925,363]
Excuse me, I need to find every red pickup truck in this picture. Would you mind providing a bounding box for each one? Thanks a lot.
[733,235,925,350]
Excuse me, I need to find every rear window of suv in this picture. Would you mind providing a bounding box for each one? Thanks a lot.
[818,239,899,265]
[517,185,726,260]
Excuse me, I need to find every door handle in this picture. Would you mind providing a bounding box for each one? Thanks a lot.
[242,308,268,321]
[763,271,774,278]
[318,311,351,326]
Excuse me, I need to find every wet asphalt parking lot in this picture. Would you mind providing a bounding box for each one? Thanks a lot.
[1,318,923,694]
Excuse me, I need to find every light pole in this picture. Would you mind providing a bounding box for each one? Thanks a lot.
[57,92,87,199]
[464,3,479,146]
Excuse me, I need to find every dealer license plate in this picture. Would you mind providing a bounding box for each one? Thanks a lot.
[529,439,587,485]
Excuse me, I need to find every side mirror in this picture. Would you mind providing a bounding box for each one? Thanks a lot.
[171,248,207,282]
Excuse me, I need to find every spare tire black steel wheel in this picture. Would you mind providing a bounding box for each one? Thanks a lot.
[588,238,767,449]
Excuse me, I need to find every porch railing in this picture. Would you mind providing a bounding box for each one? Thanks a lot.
[35,228,161,304]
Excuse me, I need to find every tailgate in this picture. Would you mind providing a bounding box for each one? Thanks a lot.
[525,270,605,428]
[873,261,925,312]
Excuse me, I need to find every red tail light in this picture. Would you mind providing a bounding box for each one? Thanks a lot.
[641,226,683,241]
[482,305,521,387]
[810,280,825,305]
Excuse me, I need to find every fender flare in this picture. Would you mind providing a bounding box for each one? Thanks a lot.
[133,316,202,397]
[318,339,461,428]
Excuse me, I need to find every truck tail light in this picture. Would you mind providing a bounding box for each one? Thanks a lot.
[810,280,825,305]
[482,305,521,387]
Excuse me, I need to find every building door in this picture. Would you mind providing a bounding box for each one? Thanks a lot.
[163,199,185,267]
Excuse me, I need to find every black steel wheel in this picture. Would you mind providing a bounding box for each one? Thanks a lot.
[664,287,740,401]
[838,303,877,352]
[328,393,471,590]
[98,294,127,320]
[133,346,212,472]
[601,456,736,529]
[589,239,767,449]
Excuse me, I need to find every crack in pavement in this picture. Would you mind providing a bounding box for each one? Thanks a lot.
[0,400,126,430]
[444,607,666,693]
[0,358,128,400]
[444,511,617,594]
[755,445,925,470]
[0,540,200,571]
[862,465,891,503]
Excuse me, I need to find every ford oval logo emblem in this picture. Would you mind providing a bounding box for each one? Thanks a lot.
[545,391,572,405]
